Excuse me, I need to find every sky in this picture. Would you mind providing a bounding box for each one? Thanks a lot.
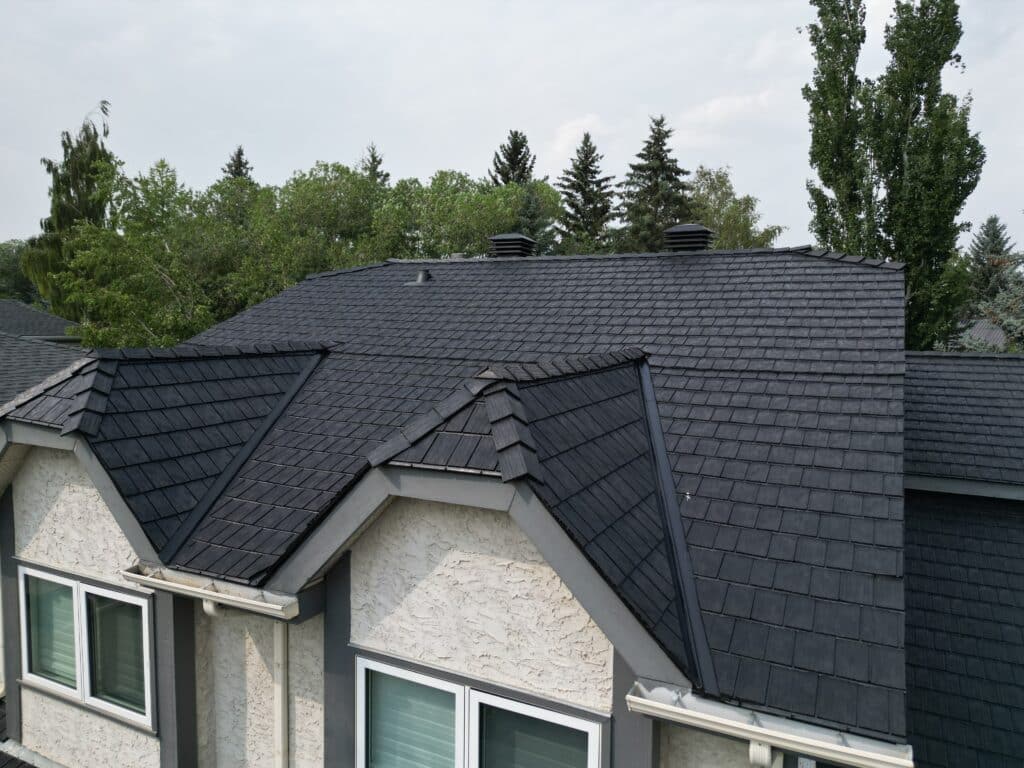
[2,0,1022,248]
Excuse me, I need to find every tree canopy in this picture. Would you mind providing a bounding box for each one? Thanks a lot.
[690,166,784,249]
[222,145,253,180]
[489,130,537,186]
[555,132,614,253]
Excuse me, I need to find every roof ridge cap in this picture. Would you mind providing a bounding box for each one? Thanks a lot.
[477,348,649,383]
[303,262,393,281]
[91,341,332,361]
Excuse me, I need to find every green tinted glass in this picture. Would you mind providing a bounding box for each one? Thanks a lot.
[25,575,76,688]
[86,593,145,713]
[479,704,588,768]
[367,670,456,768]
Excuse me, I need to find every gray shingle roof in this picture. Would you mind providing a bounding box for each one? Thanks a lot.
[905,353,1024,485]
[0,331,83,406]
[4,246,908,740]
[905,490,1024,768]
[0,300,76,339]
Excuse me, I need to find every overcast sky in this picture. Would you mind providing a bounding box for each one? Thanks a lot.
[2,0,1021,248]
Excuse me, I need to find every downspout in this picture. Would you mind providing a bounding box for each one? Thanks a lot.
[273,620,290,768]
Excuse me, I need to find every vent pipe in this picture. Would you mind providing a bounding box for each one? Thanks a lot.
[488,233,536,258]
[664,224,715,252]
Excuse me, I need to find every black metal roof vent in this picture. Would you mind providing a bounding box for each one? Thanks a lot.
[488,233,536,258]
[664,224,716,252]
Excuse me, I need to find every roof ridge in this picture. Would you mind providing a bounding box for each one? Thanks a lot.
[477,348,648,383]
[0,356,93,421]
[907,351,1024,360]
[303,262,394,281]
[91,340,333,361]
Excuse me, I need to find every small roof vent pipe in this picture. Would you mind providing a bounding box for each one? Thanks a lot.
[488,233,536,258]
[664,224,715,252]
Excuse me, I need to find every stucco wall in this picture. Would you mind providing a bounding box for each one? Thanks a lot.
[12,447,159,767]
[195,606,324,768]
[350,498,615,713]
[660,723,750,768]
[13,447,138,587]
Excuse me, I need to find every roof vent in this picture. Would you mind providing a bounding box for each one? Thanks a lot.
[664,224,715,252]
[404,268,433,286]
[488,233,536,258]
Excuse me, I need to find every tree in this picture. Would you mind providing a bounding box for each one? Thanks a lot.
[0,240,39,303]
[618,115,692,252]
[689,166,784,249]
[222,145,253,180]
[966,215,1017,306]
[489,130,536,186]
[21,100,117,318]
[978,274,1024,351]
[803,0,985,349]
[555,133,615,253]
[360,143,390,188]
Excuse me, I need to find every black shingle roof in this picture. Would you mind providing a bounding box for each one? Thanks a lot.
[0,300,76,339]
[905,490,1024,768]
[905,353,1024,485]
[4,246,907,740]
[0,332,83,406]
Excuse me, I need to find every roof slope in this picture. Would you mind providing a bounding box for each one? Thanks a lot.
[3,246,908,740]
[905,490,1024,768]
[0,300,75,338]
[0,332,83,405]
[905,353,1024,485]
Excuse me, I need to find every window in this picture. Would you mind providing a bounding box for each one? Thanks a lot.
[356,658,600,768]
[18,567,152,727]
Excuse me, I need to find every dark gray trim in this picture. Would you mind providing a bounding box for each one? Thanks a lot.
[155,593,197,768]
[161,351,325,561]
[904,474,1024,501]
[638,361,718,696]
[613,652,656,767]
[1,486,21,741]
[290,581,325,623]
[324,553,355,768]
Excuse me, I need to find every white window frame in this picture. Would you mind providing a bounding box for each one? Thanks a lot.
[355,656,601,768]
[17,565,153,728]
[356,656,466,768]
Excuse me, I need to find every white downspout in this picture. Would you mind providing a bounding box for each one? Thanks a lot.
[273,620,290,768]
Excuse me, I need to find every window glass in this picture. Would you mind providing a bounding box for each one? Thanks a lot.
[367,669,457,768]
[25,575,76,688]
[478,703,589,768]
[86,593,146,713]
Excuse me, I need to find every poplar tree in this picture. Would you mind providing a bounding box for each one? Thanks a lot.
[555,133,614,252]
[618,116,691,252]
[489,130,536,185]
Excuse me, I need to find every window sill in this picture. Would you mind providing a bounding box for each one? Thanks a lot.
[17,677,157,736]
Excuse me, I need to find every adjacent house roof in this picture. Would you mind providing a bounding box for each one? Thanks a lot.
[0,300,76,340]
[0,332,82,405]
[905,353,1024,486]
[957,317,1008,351]
[904,490,1024,768]
[3,246,908,741]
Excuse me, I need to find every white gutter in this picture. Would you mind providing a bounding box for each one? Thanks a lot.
[120,565,299,620]
[627,681,914,768]
[273,620,290,768]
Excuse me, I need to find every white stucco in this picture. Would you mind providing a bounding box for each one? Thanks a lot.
[350,497,615,713]
[660,723,751,768]
[195,606,324,768]
[13,447,138,587]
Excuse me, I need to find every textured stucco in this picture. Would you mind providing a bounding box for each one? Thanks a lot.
[195,606,324,768]
[13,447,138,587]
[20,687,160,768]
[660,723,750,768]
[350,498,615,713]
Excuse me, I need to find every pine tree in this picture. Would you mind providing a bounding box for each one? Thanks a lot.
[555,133,614,252]
[489,130,536,186]
[618,116,691,252]
[966,215,1017,305]
[360,143,390,187]
[222,145,253,180]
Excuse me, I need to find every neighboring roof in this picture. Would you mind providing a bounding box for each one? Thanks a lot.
[958,317,1008,350]
[905,353,1024,485]
[904,490,1024,768]
[4,246,908,741]
[0,300,76,339]
[371,349,717,693]
[0,332,83,406]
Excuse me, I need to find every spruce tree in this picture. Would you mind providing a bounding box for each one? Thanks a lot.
[555,133,614,252]
[222,145,253,180]
[489,130,536,186]
[618,116,691,252]
[360,143,390,187]
[966,215,1017,305]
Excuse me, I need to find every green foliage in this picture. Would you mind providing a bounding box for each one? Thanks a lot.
[489,130,536,186]
[966,215,1018,306]
[690,166,784,249]
[555,133,615,253]
[360,143,390,188]
[978,273,1024,351]
[0,240,39,304]
[803,0,986,349]
[618,115,692,253]
[222,146,253,180]
[22,101,117,318]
